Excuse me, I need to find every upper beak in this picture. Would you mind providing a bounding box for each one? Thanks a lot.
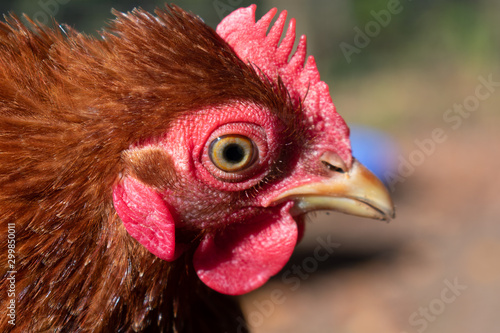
[273,159,395,221]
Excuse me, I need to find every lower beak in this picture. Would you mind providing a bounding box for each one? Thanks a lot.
[274,159,395,221]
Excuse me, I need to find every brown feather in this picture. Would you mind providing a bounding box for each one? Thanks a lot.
[123,147,179,192]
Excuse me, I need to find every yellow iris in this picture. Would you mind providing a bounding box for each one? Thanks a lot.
[209,135,256,172]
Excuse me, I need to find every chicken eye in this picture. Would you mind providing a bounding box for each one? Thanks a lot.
[209,135,257,172]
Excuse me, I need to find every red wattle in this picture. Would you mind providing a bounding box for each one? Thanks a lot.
[193,204,297,295]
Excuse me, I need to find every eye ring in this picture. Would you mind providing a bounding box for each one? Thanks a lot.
[209,135,257,172]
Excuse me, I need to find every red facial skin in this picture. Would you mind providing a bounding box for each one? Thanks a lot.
[113,99,347,295]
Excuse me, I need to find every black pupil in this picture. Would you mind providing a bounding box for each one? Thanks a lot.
[223,144,246,164]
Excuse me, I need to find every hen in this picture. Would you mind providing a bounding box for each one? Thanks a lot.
[0,4,394,332]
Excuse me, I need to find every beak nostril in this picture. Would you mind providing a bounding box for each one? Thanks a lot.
[322,160,345,173]
[320,151,347,174]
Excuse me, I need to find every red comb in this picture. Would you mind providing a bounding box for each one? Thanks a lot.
[216,5,351,164]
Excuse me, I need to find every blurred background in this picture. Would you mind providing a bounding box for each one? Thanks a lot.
[2,0,498,332]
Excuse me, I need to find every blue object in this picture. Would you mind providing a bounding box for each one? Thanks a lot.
[349,125,398,185]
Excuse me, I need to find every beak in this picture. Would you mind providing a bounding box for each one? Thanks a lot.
[274,159,395,221]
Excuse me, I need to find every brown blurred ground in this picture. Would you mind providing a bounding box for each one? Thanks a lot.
[240,64,500,333]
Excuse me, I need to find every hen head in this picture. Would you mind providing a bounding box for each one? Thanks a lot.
[112,5,394,296]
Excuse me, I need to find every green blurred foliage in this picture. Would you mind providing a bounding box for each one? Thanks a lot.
[332,0,496,73]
